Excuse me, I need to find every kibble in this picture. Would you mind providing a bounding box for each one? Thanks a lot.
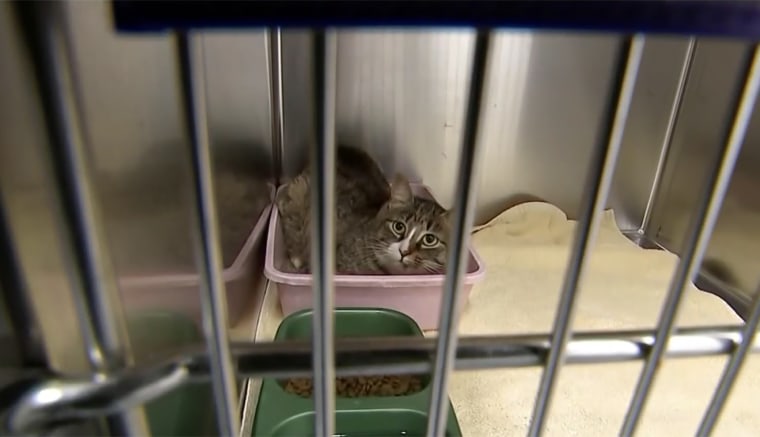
[283,375,424,398]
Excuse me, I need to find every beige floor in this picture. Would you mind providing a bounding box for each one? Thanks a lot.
[448,202,757,437]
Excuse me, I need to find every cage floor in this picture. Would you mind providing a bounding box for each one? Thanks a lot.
[445,201,757,436]
[251,201,758,436]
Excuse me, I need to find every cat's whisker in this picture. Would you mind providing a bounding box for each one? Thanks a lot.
[420,260,444,274]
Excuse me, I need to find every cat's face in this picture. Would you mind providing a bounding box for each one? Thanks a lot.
[369,177,450,274]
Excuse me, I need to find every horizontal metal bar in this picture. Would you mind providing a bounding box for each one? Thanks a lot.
[111,1,760,38]
[3,325,757,433]
[226,327,760,379]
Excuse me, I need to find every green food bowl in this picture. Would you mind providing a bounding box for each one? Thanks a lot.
[126,310,217,436]
[252,308,462,437]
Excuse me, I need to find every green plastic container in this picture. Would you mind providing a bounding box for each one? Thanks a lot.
[126,310,217,436]
[252,308,462,437]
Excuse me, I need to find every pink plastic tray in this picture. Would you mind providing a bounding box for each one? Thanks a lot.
[264,184,486,330]
[118,190,273,329]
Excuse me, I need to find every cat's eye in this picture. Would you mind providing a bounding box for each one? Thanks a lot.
[390,220,406,236]
[421,233,439,248]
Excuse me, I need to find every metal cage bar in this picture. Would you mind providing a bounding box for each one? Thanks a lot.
[2,323,758,431]
[267,27,285,186]
[425,28,491,437]
[697,279,760,436]
[527,34,645,437]
[0,198,45,368]
[620,43,760,436]
[310,29,338,437]
[176,32,240,437]
[639,37,697,234]
[12,2,150,435]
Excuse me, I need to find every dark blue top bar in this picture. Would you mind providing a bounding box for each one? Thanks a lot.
[112,1,760,38]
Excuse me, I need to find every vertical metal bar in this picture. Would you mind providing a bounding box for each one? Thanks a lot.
[425,29,491,437]
[13,2,150,435]
[639,38,696,233]
[620,43,760,436]
[0,198,46,367]
[267,27,285,185]
[176,32,240,437]
[697,279,760,436]
[310,29,337,437]
[528,35,645,437]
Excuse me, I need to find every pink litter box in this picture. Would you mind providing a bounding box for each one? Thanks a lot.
[118,187,273,329]
[264,183,486,330]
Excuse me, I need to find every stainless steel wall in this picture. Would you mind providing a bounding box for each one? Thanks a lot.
[63,2,273,277]
[646,40,760,308]
[279,30,690,226]
[279,30,760,306]
[0,1,273,371]
[0,1,90,372]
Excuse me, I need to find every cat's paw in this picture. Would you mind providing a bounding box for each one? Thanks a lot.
[287,174,309,199]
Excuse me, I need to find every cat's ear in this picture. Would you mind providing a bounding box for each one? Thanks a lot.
[388,174,413,208]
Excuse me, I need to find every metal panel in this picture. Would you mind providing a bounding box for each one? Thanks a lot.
[477,31,620,223]
[0,1,91,374]
[648,39,760,306]
[0,0,273,375]
[280,30,687,226]
[333,28,475,212]
[61,0,191,275]
[62,0,273,278]
[610,37,694,232]
[280,30,317,178]
[621,42,760,437]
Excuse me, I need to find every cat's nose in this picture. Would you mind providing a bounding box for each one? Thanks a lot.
[399,248,411,257]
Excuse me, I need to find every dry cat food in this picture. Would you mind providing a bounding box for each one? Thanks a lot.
[283,375,424,398]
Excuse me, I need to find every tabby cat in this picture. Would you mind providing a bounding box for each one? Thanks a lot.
[276,146,450,275]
